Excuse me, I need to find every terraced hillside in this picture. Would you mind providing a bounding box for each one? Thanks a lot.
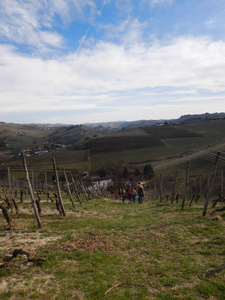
[81,120,225,174]
[1,119,225,178]
[81,132,163,154]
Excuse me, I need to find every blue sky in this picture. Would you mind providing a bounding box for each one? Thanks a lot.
[0,0,225,124]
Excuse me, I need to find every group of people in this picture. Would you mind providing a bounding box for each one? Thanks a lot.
[115,183,145,204]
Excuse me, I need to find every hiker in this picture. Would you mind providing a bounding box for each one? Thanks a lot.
[121,188,126,203]
[136,182,144,204]
[126,184,132,204]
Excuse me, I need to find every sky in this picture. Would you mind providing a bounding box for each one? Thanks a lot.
[0,0,225,125]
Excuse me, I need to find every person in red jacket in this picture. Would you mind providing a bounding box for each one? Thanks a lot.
[121,188,125,203]
[126,184,132,204]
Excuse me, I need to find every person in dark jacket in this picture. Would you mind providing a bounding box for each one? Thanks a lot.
[136,182,144,204]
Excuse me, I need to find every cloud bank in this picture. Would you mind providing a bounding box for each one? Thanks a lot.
[0,0,225,124]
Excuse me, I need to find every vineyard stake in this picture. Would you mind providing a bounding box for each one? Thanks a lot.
[7,167,13,213]
[22,151,42,228]
[221,170,224,206]
[79,177,89,201]
[171,171,177,204]
[159,174,163,202]
[63,169,75,208]
[70,172,82,205]
[52,158,66,216]
[182,161,190,210]
[32,170,35,193]
[202,152,220,216]
[90,175,97,198]
[200,175,203,202]
[45,172,49,202]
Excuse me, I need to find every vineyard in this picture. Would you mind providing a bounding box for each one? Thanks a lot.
[0,120,225,299]
[0,167,224,299]
[80,134,163,154]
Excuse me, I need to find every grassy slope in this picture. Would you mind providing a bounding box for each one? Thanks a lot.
[0,196,224,299]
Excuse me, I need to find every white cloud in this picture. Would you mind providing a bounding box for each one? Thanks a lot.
[0,0,96,51]
[0,34,225,122]
[147,0,174,7]
[101,18,147,46]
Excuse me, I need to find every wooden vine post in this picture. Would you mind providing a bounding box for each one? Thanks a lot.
[52,158,66,216]
[22,151,42,228]
[221,170,224,205]
[153,181,156,199]
[200,175,203,202]
[79,177,89,201]
[182,161,190,210]
[70,172,82,205]
[45,172,49,202]
[171,171,177,204]
[90,175,98,198]
[203,152,220,216]
[159,174,163,202]
[8,167,13,213]
[63,169,75,208]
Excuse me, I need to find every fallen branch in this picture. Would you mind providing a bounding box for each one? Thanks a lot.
[104,278,159,296]
[4,248,47,267]
[204,263,225,277]
[210,206,225,215]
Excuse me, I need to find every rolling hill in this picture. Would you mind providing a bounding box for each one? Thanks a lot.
[1,114,225,178]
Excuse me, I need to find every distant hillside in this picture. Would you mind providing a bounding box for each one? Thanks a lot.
[0,123,106,151]
[2,118,225,177]
[79,120,224,155]
[85,112,225,131]
[0,112,224,152]
[47,124,105,145]
[0,123,56,150]
[177,112,225,124]
[85,119,166,131]
[79,129,163,154]
[142,125,202,139]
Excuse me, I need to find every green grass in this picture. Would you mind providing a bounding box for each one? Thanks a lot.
[0,196,224,299]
